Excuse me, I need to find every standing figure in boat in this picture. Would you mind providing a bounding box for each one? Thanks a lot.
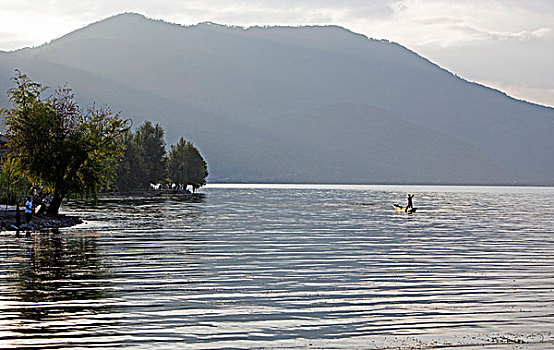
[406,194,414,213]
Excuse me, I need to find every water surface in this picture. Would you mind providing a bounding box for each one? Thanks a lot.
[1,185,553,348]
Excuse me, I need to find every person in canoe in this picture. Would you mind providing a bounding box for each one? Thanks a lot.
[405,194,414,212]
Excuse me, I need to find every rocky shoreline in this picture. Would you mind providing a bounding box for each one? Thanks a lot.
[0,190,202,232]
[0,208,82,232]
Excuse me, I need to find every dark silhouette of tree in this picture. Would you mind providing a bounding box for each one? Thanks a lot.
[167,138,208,192]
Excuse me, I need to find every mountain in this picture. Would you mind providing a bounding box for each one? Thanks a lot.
[1,13,553,185]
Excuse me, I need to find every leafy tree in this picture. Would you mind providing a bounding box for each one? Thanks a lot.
[1,71,129,215]
[134,121,167,188]
[0,154,30,205]
[114,133,146,191]
[114,121,166,191]
[167,137,208,192]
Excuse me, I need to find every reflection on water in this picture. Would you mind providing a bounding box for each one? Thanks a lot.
[0,232,113,346]
[17,233,108,315]
[1,186,554,348]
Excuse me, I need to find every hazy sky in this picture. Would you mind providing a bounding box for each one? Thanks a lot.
[1,0,553,107]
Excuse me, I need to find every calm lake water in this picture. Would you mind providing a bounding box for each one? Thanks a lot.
[1,184,553,349]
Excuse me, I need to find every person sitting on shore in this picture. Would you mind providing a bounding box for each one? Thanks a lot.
[25,196,33,223]
[37,193,49,215]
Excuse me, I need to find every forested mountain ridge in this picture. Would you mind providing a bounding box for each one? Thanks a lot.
[1,13,553,184]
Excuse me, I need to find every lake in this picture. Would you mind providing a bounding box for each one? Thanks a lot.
[1,184,553,349]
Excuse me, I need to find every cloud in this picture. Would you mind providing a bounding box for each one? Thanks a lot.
[0,31,32,52]
[480,81,554,108]
[0,0,400,49]
[366,0,554,47]
[425,23,554,47]
[158,0,398,27]
[2,0,552,49]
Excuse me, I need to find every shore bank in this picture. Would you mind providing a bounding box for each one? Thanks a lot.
[0,206,82,232]
[0,190,203,232]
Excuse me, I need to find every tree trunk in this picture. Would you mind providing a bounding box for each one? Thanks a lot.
[16,203,21,227]
[47,193,64,216]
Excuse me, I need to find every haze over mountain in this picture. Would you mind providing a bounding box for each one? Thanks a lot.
[1,13,553,185]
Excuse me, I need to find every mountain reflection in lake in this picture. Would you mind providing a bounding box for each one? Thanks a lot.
[1,185,553,349]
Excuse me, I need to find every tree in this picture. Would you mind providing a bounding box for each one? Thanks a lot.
[114,132,146,191]
[133,121,167,188]
[167,138,208,192]
[1,71,129,215]
[0,154,30,205]
[114,121,167,191]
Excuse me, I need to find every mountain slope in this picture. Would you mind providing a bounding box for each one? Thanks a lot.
[1,13,552,184]
[255,103,510,184]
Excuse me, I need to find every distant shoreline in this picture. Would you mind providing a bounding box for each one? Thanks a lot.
[204,183,554,193]
[100,190,206,198]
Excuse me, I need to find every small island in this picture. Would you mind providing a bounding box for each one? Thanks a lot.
[0,71,208,232]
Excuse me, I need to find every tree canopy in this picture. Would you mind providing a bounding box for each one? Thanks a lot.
[2,72,209,214]
[115,121,167,191]
[0,154,29,205]
[116,125,208,193]
[167,137,208,192]
[1,71,130,214]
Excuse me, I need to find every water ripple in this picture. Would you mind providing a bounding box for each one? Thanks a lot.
[1,185,553,348]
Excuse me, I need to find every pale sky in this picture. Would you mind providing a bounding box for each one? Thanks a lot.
[1,0,553,107]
